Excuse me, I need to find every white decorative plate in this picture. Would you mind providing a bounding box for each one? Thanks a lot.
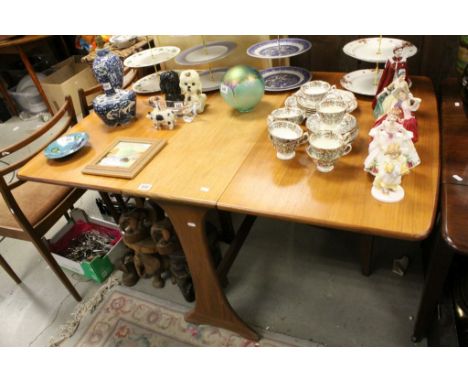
[340,69,412,97]
[176,41,237,65]
[124,46,180,68]
[343,37,417,63]
[132,73,161,94]
[340,69,383,96]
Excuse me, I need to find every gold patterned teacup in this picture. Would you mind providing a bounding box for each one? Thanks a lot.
[306,113,359,148]
[267,107,305,126]
[306,130,351,172]
[300,80,331,102]
[317,98,347,125]
[268,120,308,160]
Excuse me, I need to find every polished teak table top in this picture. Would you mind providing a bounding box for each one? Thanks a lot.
[19,72,439,240]
[18,81,286,207]
[219,72,440,240]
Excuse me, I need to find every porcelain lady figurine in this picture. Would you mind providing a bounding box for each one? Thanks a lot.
[389,89,421,142]
[372,45,410,109]
[374,90,422,143]
[371,143,410,203]
[364,114,420,175]
[373,69,411,119]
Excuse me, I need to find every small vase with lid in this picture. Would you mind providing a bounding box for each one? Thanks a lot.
[92,36,124,93]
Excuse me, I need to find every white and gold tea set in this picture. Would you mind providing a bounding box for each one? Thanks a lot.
[267,80,359,172]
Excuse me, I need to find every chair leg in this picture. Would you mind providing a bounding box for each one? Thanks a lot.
[0,254,21,284]
[32,238,82,302]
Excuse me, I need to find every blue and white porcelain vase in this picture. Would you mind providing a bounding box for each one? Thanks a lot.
[93,88,136,126]
[92,48,124,95]
[91,42,136,126]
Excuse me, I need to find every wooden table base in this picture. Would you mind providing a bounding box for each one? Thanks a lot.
[158,200,259,341]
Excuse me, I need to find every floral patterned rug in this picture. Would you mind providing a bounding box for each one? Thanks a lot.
[76,288,318,347]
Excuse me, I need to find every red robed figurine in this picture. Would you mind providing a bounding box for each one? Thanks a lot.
[372,45,410,109]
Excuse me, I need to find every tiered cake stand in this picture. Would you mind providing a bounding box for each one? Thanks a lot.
[175,39,238,92]
[124,46,181,94]
[340,37,417,96]
[246,37,312,92]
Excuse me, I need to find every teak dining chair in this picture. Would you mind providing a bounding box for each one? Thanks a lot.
[0,96,85,301]
[78,67,138,117]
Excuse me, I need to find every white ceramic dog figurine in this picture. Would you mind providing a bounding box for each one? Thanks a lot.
[146,108,176,130]
[179,70,207,113]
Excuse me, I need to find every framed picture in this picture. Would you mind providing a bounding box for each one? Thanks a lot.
[82,137,166,179]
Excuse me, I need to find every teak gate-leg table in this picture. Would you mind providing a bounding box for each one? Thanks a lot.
[18,72,439,341]
[216,73,440,338]
[18,85,289,341]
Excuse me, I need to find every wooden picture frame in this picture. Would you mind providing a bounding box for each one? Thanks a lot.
[82,137,166,179]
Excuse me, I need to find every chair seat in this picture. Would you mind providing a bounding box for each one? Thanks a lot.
[0,181,75,231]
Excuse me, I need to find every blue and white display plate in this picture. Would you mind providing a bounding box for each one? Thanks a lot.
[44,132,89,159]
[260,66,311,92]
[176,41,237,65]
[247,38,311,59]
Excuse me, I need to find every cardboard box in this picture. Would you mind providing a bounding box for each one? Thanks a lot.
[45,209,127,283]
[42,55,98,115]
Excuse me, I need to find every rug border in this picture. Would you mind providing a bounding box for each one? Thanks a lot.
[75,286,320,347]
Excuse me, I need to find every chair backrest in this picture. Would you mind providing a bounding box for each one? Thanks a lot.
[0,96,83,301]
[78,67,138,117]
[0,96,76,193]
